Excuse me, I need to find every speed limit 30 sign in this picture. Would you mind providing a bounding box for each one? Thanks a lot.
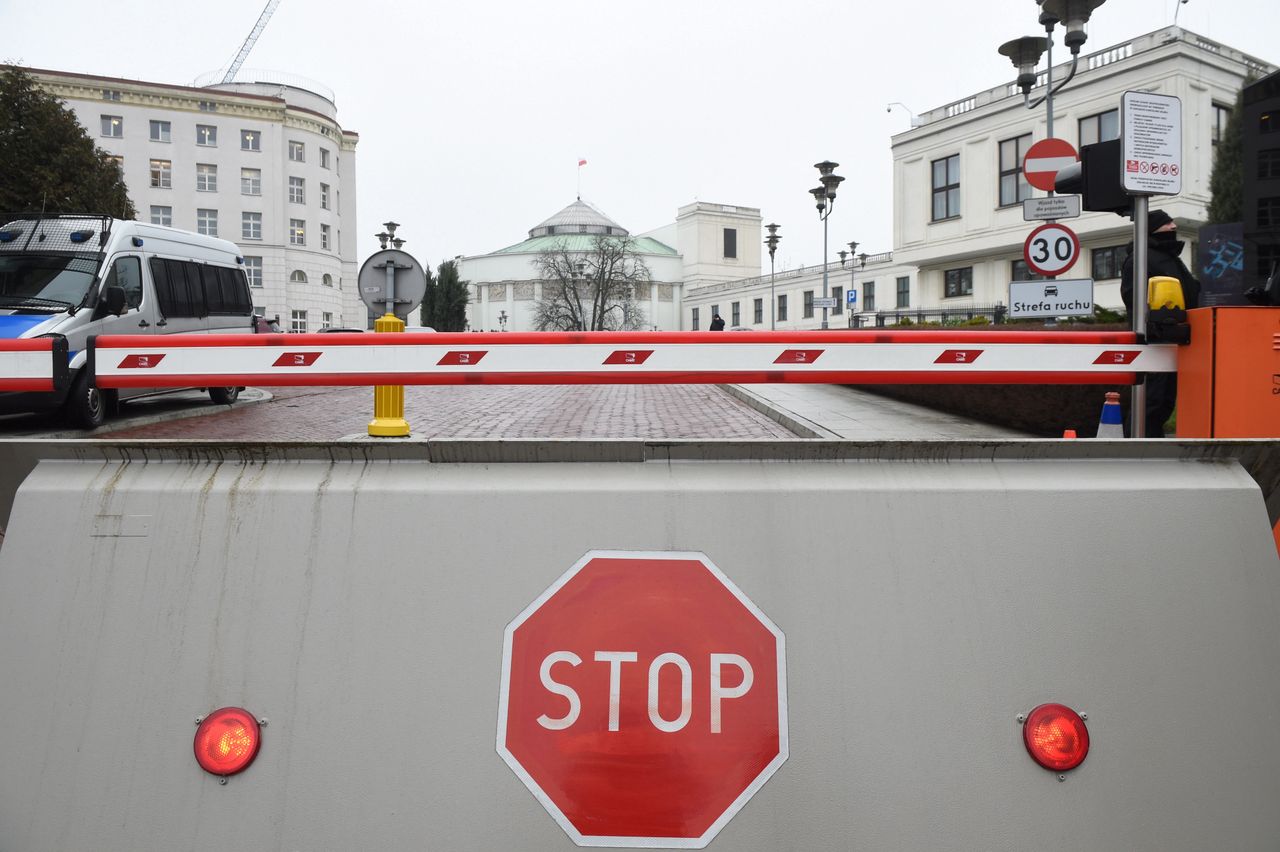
[1023,222,1080,278]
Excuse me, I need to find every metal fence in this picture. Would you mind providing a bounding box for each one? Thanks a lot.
[848,302,1009,327]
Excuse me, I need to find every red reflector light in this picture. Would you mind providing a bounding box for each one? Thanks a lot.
[194,707,261,777]
[1023,703,1089,772]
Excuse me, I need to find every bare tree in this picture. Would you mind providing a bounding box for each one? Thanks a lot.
[532,235,651,331]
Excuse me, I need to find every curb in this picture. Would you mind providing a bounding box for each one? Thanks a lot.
[718,384,839,439]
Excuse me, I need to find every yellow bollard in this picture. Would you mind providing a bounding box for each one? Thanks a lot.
[368,312,410,437]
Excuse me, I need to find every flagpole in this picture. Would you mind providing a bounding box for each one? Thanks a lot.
[577,158,586,200]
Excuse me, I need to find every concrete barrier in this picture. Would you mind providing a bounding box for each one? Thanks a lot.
[0,439,1278,850]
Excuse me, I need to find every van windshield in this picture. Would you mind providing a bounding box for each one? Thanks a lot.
[0,254,100,311]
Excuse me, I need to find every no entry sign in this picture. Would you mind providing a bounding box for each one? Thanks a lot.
[1023,137,1079,192]
[497,551,787,848]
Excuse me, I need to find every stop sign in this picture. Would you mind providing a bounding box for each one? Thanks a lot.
[497,551,787,848]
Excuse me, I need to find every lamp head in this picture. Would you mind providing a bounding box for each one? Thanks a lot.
[375,231,390,249]
[820,173,845,199]
[382,221,400,235]
[810,186,828,211]
[813,160,839,177]
[765,222,780,237]
[999,36,1049,94]
[848,240,859,254]
[858,251,868,267]
[1039,0,1105,52]
[839,249,848,266]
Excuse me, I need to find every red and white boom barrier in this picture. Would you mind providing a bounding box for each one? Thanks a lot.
[88,330,1175,388]
[0,336,69,392]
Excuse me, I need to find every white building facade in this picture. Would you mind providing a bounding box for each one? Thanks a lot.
[23,66,361,331]
[891,26,1274,313]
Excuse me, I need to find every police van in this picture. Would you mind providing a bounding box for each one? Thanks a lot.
[0,215,255,427]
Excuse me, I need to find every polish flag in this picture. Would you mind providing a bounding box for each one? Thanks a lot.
[578,158,587,166]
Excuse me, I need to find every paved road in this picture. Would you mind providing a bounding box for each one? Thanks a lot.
[78,385,801,441]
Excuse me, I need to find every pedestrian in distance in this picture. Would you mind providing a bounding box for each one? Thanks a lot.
[1120,209,1200,437]
[709,313,726,331]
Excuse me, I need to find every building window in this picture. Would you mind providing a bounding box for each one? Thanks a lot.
[320,148,330,169]
[150,205,172,226]
[1212,103,1232,146]
[944,266,973,298]
[241,168,261,196]
[832,286,843,315]
[242,129,260,151]
[198,101,217,112]
[1079,109,1119,147]
[864,281,876,312]
[102,89,121,101]
[1260,149,1280,180]
[801,290,814,318]
[710,304,720,319]
[149,159,172,188]
[320,183,330,210]
[931,154,960,220]
[289,176,305,204]
[196,124,217,146]
[1011,259,1048,281]
[196,209,218,237]
[323,274,333,287]
[196,163,217,192]
[322,312,333,329]
[777,294,788,322]
[691,307,700,330]
[244,256,263,288]
[289,141,305,162]
[100,115,122,137]
[896,276,910,308]
[753,298,763,324]
[242,212,262,240]
[290,310,308,333]
[1259,197,1280,229]
[149,120,170,143]
[999,134,1032,207]
[724,228,737,258]
[290,219,306,246]
[106,155,124,171]
[321,224,331,250]
[731,301,740,326]
[1091,244,1129,280]
[290,270,308,284]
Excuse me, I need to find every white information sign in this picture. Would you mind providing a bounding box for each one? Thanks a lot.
[1023,196,1081,221]
[1008,279,1095,319]
[812,297,837,309]
[1121,91,1182,195]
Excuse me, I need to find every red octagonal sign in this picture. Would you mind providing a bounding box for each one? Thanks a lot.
[497,551,788,848]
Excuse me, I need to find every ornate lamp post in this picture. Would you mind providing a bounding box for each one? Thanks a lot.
[764,223,781,330]
[810,161,844,329]
[838,241,867,328]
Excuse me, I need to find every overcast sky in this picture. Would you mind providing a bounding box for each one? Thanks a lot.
[4,0,1277,271]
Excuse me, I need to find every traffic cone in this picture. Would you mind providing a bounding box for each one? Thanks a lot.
[1095,391,1124,438]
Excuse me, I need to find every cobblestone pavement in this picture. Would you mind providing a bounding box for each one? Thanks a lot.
[93,385,800,441]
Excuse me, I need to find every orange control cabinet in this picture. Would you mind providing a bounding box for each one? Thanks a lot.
[1177,306,1280,438]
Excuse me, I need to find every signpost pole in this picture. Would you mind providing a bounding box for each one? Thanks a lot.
[1131,197,1149,439]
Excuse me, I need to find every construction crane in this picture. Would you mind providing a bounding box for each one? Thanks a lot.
[220,0,282,84]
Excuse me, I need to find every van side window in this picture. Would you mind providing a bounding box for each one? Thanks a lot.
[104,256,143,309]
[154,259,205,318]
[201,265,226,314]
[215,266,253,315]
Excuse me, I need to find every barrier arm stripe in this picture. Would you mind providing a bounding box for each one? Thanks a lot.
[0,336,68,392]
[89,332,1174,389]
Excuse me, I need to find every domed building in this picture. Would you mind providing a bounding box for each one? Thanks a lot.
[460,199,762,332]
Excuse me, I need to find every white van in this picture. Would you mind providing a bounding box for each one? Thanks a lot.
[0,215,255,427]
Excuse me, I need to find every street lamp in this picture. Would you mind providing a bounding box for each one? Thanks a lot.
[764,223,781,330]
[839,241,867,328]
[999,0,1106,133]
[810,160,844,330]
[498,309,508,332]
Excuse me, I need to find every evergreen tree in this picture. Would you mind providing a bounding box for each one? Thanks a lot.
[1206,83,1246,224]
[0,66,135,218]
[420,259,469,331]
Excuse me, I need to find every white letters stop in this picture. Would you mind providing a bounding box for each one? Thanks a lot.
[536,651,754,734]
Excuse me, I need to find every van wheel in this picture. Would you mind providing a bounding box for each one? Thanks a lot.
[66,372,106,430]
[209,386,241,405]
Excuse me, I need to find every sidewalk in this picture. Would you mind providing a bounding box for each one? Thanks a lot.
[728,383,1032,439]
